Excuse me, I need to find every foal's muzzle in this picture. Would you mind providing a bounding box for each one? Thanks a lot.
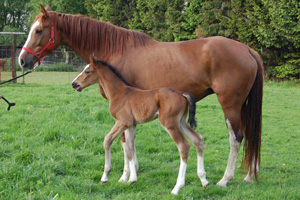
[72,82,82,92]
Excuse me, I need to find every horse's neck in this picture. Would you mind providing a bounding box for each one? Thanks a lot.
[56,13,154,64]
[97,67,129,102]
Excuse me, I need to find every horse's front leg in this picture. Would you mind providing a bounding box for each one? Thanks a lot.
[119,126,138,183]
[101,121,127,184]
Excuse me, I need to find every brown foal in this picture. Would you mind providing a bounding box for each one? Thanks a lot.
[72,55,209,194]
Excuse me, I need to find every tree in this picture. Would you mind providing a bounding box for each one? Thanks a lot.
[0,0,29,45]
[85,0,137,28]
[182,0,228,39]
[25,0,87,28]
[245,0,300,80]
[129,0,185,41]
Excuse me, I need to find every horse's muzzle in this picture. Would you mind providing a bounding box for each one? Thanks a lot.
[72,82,82,92]
[19,58,35,69]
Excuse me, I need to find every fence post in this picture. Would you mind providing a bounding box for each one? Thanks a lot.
[12,35,17,83]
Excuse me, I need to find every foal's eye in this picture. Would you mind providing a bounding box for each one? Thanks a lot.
[36,29,42,34]
[85,70,91,75]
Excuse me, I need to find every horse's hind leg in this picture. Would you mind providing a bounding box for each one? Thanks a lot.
[101,121,127,183]
[179,119,209,188]
[216,106,243,187]
[159,117,190,195]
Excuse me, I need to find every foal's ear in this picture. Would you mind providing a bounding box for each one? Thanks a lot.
[40,4,50,17]
[89,54,97,65]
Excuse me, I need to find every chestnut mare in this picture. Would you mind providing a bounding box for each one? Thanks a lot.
[19,5,263,187]
[72,55,209,194]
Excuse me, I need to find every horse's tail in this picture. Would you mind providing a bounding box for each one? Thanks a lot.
[183,92,197,129]
[241,48,263,180]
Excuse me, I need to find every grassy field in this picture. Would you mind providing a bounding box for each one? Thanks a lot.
[0,72,299,199]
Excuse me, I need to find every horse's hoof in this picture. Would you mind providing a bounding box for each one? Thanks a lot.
[216,181,227,187]
[204,182,209,189]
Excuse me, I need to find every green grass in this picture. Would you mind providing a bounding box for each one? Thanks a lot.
[0,73,299,199]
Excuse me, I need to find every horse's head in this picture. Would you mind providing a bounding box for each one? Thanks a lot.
[19,5,58,69]
[72,55,99,92]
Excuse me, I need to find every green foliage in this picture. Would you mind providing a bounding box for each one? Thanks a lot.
[35,62,80,72]
[0,25,27,46]
[25,0,87,29]
[271,53,300,82]
[85,0,137,28]
[128,0,186,41]
[248,0,300,49]
[0,0,29,31]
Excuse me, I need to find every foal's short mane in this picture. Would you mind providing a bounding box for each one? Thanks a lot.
[95,59,135,87]
[43,12,154,55]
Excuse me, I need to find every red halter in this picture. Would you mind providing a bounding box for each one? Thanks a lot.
[22,21,55,66]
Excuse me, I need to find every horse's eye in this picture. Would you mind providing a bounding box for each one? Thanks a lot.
[85,70,91,75]
[36,29,42,34]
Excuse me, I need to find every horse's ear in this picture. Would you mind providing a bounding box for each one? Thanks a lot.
[45,5,51,11]
[40,4,49,17]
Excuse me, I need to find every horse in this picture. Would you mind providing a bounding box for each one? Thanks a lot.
[72,55,209,194]
[18,4,263,186]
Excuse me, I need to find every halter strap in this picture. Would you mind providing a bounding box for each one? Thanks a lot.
[22,21,55,66]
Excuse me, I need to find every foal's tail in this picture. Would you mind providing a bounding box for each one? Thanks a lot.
[241,48,263,180]
[183,93,197,129]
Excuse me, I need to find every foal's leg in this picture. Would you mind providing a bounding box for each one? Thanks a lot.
[119,126,138,183]
[119,134,130,183]
[101,121,127,183]
[179,119,209,188]
[159,117,190,195]
[125,126,138,183]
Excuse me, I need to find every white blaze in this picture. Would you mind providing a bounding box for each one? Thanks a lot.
[72,64,90,83]
[18,20,40,68]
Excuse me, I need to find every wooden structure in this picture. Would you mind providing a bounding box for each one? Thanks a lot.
[0,32,25,83]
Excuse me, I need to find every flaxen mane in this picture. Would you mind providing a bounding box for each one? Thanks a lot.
[37,12,154,55]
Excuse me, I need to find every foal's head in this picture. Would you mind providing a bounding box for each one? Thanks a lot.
[72,55,99,92]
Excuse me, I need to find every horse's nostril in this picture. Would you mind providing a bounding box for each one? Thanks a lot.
[72,82,77,89]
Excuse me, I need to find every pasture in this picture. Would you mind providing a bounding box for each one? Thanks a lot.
[0,72,299,199]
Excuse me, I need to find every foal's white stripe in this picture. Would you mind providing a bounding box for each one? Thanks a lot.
[72,64,90,83]
[171,158,187,195]
[18,20,40,67]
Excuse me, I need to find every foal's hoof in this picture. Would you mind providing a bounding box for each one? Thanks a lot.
[101,181,107,185]
[243,179,254,184]
[204,182,209,189]
[128,179,137,184]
